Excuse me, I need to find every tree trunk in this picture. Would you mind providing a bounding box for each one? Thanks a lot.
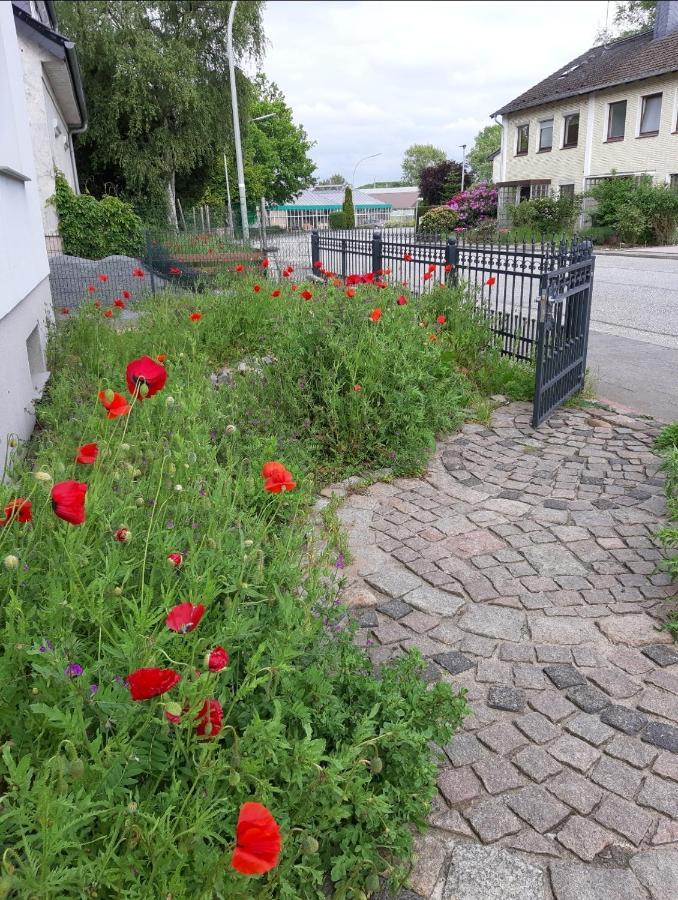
[166,170,178,230]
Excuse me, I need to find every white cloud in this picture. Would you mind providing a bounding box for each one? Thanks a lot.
[259,0,610,181]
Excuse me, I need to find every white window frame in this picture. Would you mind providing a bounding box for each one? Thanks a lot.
[637,92,662,137]
[561,110,580,148]
[516,122,529,155]
[605,99,627,142]
[538,118,554,152]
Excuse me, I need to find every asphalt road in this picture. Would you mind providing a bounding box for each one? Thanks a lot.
[587,253,678,422]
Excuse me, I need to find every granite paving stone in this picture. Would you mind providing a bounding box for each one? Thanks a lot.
[513,745,563,782]
[443,845,544,900]
[365,567,422,598]
[437,766,482,805]
[377,598,412,619]
[444,733,489,768]
[637,688,678,724]
[565,713,615,746]
[543,664,587,689]
[548,735,602,773]
[550,862,648,900]
[486,686,526,713]
[464,799,523,843]
[637,774,678,818]
[607,734,659,769]
[565,684,611,713]
[591,756,643,798]
[555,816,616,861]
[652,751,678,782]
[600,704,649,735]
[641,721,678,753]
[514,711,561,744]
[593,794,654,846]
[505,785,570,833]
[642,644,678,667]
[433,650,475,676]
[546,770,603,815]
[476,721,528,755]
[473,756,528,794]
[587,667,643,699]
[528,690,576,722]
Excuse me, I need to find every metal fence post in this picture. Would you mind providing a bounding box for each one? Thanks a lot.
[311,230,320,270]
[145,232,156,297]
[371,229,382,274]
[445,236,459,285]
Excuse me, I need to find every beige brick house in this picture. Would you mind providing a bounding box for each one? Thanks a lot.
[492,0,678,219]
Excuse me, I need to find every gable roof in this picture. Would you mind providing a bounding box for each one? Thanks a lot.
[494,29,678,117]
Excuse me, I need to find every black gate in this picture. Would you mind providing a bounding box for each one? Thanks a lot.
[532,245,595,426]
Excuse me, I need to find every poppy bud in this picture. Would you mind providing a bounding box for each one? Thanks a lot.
[133,469,142,479]
[166,396,175,407]
[365,874,380,892]
[370,757,383,774]
[138,382,149,398]
[227,771,240,786]
[127,801,138,814]
[67,758,85,780]
[225,424,237,434]
[31,687,38,695]
[301,835,319,855]
[113,586,123,596]
[3,555,19,571]
[207,537,217,549]
[204,646,228,672]
[135,497,144,507]
[167,463,176,475]
[167,552,183,568]
[103,388,115,404]
[244,539,254,548]
[164,701,182,723]
[114,528,131,542]
[34,470,52,482]
[174,484,183,493]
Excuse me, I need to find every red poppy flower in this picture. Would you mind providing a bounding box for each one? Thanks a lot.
[125,355,167,399]
[87,284,96,294]
[103,309,113,318]
[205,646,229,672]
[195,698,223,738]
[75,443,98,465]
[114,299,125,309]
[164,703,185,724]
[375,280,387,289]
[51,480,87,525]
[231,802,282,875]
[235,264,245,273]
[166,602,206,633]
[62,307,70,315]
[427,264,436,274]
[423,272,433,282]
[253,284,261,293]
[313,260,322,269]
[397,296,407,305]
[262,461,296,494]
[287,265,294,274]
[272,289,281,298]
[403,253,413,262]
[121,290,131,300]
[94,300,101,309]
[332,278,342,288]
[369,308,382,322]
[127,667,181,701]
[190,312,202,321]
[485,276,496,286]
[157,354,167,362]
[291,284,298,291]
[282,269,290,278]
[167,552,183,568]
[0,498,32,526]
[353,384,362,392]
[261,258,269,268]
[169,266,181,276]
[98,390,131,419]
[132,267,145,277]
[429,333,437,342]
[436,315,446,325]
[301,289,313,301]
[114,527,131,542]
[97,274,108,283]
[345,288,356,298]
[444,264,453,273]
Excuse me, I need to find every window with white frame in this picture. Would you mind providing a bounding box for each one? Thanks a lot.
[607,100,627,141]
[538,119,553,152]
[639,93,662,136]
[563,113,579,148]
[516,123,529,155]
[560,184,575,198]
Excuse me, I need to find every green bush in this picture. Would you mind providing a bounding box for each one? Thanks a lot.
[508,194,581,234]
[53,174,143,259]
[418,206,459,235]
[588,176,678,245]
[342,187,355,229]
[329,211,347,229]
[0,274,543,897]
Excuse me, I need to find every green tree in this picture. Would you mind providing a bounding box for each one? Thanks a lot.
[317,174,346,186]
[55,1,265,224]
[342,186,355,228]
[467,124,502,184]
[597,1,655,40]
[401,144,446,185]
[242,76,316,204]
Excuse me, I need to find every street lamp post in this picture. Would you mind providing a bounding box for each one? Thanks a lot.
[460,144,467,192]
[227,1,249,240]
[351,152,382,188]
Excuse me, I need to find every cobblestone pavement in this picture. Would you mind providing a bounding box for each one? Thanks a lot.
[328,402,678,900]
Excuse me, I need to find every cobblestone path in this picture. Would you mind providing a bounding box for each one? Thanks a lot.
[331,402,678,900]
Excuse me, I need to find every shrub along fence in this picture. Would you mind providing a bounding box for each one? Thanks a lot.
[312,228,594,365]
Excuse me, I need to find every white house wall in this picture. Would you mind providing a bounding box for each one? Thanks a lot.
[0,2,52,474]
[16,28,78,237]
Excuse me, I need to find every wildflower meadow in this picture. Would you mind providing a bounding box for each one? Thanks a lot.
[0,266,532,898]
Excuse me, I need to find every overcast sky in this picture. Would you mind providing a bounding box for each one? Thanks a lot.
[258,0,612,184]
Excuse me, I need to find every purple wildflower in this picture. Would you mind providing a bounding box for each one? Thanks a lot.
[65,662,83,677]
[39,639,55,653]
[166,519,174,529]
[89,684,98,695]
[334,553,345,570]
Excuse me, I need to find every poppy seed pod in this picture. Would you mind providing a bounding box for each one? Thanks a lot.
[34,470,52,482]
[113,587,123,596]
[3,555,19,571]
[166,396,175,407]
[103,388,115,403]
[225,424,237,434]
[301,835,319,855]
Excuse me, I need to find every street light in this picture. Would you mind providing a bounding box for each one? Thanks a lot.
[352,153,382,188]
[460,144,467,192]
[227,1,249,240]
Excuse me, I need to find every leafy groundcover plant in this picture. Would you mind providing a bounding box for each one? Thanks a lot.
[656,423,678,639]
[0,272,529,898]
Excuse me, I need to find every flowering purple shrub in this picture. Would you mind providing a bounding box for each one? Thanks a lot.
[446,182,498,230]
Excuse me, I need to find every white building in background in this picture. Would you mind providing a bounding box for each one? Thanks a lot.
[0,1,86,474]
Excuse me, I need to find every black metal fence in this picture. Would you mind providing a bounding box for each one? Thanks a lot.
[311,228,594,364]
